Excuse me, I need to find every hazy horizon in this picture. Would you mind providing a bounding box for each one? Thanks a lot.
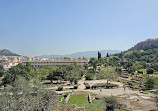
[39,49,122,56]
[1,0,158,56]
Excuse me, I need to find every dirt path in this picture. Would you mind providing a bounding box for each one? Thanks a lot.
[57,76,155,97]
[55,76,157,110]
[77,75,86,90]
[76,76,154,97]
[75,76,156,111]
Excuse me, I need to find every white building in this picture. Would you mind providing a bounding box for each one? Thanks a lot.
[2,62,19,70]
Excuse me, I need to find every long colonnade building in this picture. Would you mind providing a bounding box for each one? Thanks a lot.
[21,59,89,67]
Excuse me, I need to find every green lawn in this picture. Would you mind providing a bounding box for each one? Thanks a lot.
[67,94,89,107]
[154,71,158,74]
[139,69,147,73]
[142,74,148,78]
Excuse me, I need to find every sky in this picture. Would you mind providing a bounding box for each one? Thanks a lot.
[0,0,158,56]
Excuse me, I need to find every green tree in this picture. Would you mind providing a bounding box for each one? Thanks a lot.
[145,77,156,89]
[85,73,94,80]
[147,68,154,74]
[0,76,58,110]
[139,61,147,69]
[128,66,137,73]
[89,57,96,64]
[47,67,58,83]
[83,63,88,70]
[34,68,49,80]
[91,59,98,72]
[104,63,108,68]
[67,69,79,84]
[0,65,4,77]
[104,96,118,111]
[2,65,30,85]
[97,67,119,84]
[116,67,122,75]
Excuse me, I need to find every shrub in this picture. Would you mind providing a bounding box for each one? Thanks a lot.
[104,96,118,111]
[85,73,94,80]
[128,66,137,73]
[74,85,78,89]
[92,85,98,89]
[0,77,58,111]
[116,67,122,75]
[57,87,63,91]
[145,77,156,89]
[138,71,143,74]
[74,79,78,84]
[106,84,117,89]
[147,68,154,74]
[86,85,91,89]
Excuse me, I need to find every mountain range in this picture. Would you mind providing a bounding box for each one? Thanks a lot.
[39,50,122,58]
[0,49,122,58]
[1,38,157,58]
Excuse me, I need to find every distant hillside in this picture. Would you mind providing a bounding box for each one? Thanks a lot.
[40,50,121,58]
[121,38,158,64]
[0,49,19,56]
[133,38,158,50]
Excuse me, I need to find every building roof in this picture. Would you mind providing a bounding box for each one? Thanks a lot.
[21,59,89,63]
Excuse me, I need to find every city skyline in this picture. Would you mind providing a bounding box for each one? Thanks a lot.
[0,0,158,56]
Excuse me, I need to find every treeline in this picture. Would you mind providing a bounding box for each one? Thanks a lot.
[84,56,122,81]
[0,62,85,86]
[0,62,86,111]
[123,49,158,64]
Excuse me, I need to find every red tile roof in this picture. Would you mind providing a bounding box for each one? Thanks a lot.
[21,59,89,63]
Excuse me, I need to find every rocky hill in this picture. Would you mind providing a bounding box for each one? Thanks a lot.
[133,38,158,50]
[121,38,158,64]
[0,49,19,56]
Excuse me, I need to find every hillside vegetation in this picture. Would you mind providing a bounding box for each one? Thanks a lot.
[117,38,158,65]
[133,38,158,50]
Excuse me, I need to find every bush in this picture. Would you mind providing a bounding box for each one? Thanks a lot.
[104,96,118,111]
[116,67,122,75]
[138,71,143,74]
[145,77,156,89]
[86,85,91,89]
[92,85,98,89]
[147,68,154,74]
[74,85,78,89]
[74,79,78,84]
[0,77,58,111]
[85,73,94,80]
[106,84,117,89]
[128,66,137,73]
[56,87,63,91]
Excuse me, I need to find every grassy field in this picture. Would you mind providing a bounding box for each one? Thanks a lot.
[67,94,89,107]
[153,71,158,74]
[139,69,147,73]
